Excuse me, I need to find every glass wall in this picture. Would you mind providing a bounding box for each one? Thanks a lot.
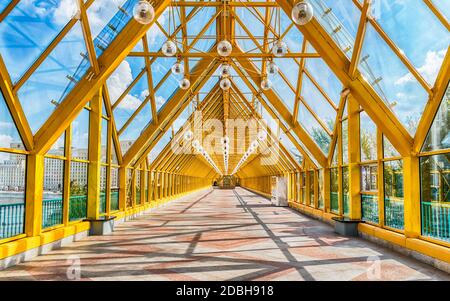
[42,158,64,228]
[383,160,404,230]
[110,167,120,211]
[318,169,324,209]
[309,171,314,207]
[420,154,450,242]
[361,164,378,224]
[0,152,26,239]
[330,168,339,213]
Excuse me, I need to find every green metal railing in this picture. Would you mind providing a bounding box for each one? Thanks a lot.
[422,202,450,242]
[111,190,119,211]
[331,191,339,213]
[0,203,24,239]
[42,198,63,228]
[385,198,404,230]
[361,194,379,224]
[69,195,87,221]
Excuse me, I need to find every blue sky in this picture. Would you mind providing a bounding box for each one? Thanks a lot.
[0,0,448,159]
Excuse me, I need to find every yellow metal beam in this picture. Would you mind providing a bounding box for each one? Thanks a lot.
[275,0,413,157]
[33,0,171,155]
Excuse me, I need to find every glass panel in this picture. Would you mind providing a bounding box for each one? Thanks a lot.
[371,0,449,85]
[309,171,314,206]
[0,92,24,150]
[305,57,342,106]
[100,166,107,214]
[110,167,119,211]
[0,0,78,82]
[360,111,377,161]
[342,119,348,165]
[361,194,379,224]
[330,167,339,213]
[383,135,400,158]
[126,169,132,207]
[0,152,26,239]
[358,23,428,135]
[42,157,64,229]
[101,118,108,163]
[361,164,378,192]
[420,154,450,242]
[135,170,141,205]
[72,109,89,160]
[298,105,330,154]
[422,84,450,152]
[384,160,404,230]
[69,161,88,221]
[342,166,349,216]
[318,169,324,209]
[17,22,90,133]
[301,172,306,204]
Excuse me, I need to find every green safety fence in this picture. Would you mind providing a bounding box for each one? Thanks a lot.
[331,192,339,213]
[361,194,379,224]
[422,202,449,242]
[0,203,24,239]
[385,198,404,230]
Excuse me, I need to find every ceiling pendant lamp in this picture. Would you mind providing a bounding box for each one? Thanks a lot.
[162,40,177,57]
[171,62,184,75]
[220,78,231,90]
[260,77,273,91]
[272,40,288,58]
[183,130,193,141]
[217,40,233,57]
[179,78,191,90]
[133,0,155,24]
[292,1,314,25]
[267,61,279,75]
[220,64,231,77]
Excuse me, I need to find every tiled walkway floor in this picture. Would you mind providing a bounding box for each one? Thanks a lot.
[1,188,448,281]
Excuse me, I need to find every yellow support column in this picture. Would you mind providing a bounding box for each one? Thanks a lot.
[324,168,331,213]
[118,167,126,211]
[403,155,421,238]
[348,96,361,220]
[87,89,102,220]
[25,154,45,237]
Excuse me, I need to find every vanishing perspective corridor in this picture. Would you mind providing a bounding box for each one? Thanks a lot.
[0,188,447,281]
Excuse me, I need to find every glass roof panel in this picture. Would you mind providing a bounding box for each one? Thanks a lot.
[0,0,78,82]
[370,0,449,86]
[298,105,331,154]
[304,57,342,105]
[17,22,89,133]
[432,0,450,20]
[301,75,336,131]
[0,1,12,13]
[359,22,428,134]
[0,92,24,150]
[119,102,152,148]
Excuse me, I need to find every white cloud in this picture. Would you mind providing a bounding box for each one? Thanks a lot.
[53,0,80,25]
[0,134,13,148]
[395,49,446,85]
[0,121,14,129]
[155,96,165,108]
[118,95,142,111]
[107,60,133,103]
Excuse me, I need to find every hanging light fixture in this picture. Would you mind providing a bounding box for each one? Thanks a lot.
[220,78,232,90]
[220,63,231,77]
[261,77,273,91]
[267,61,279,75]
[179,78,191,90]
[133,0,155,24]
[292,1,314,25]
[257,130,267,142]
[162,40,177,57]
[272,40,288,58]
[171,62,184,75]
[217,40,233,57]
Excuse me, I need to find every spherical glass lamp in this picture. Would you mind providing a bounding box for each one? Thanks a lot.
[220,78,231,90]
[260,78,272,91]
[267,61,279,75]
[179,78,191,90]
[272,40,288,58]
[217,40,233,57]
[171,62,184,75]
[133,1,155,25]
[220,64,231,77]
[162,40,177,57]
[292,1,314,25]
